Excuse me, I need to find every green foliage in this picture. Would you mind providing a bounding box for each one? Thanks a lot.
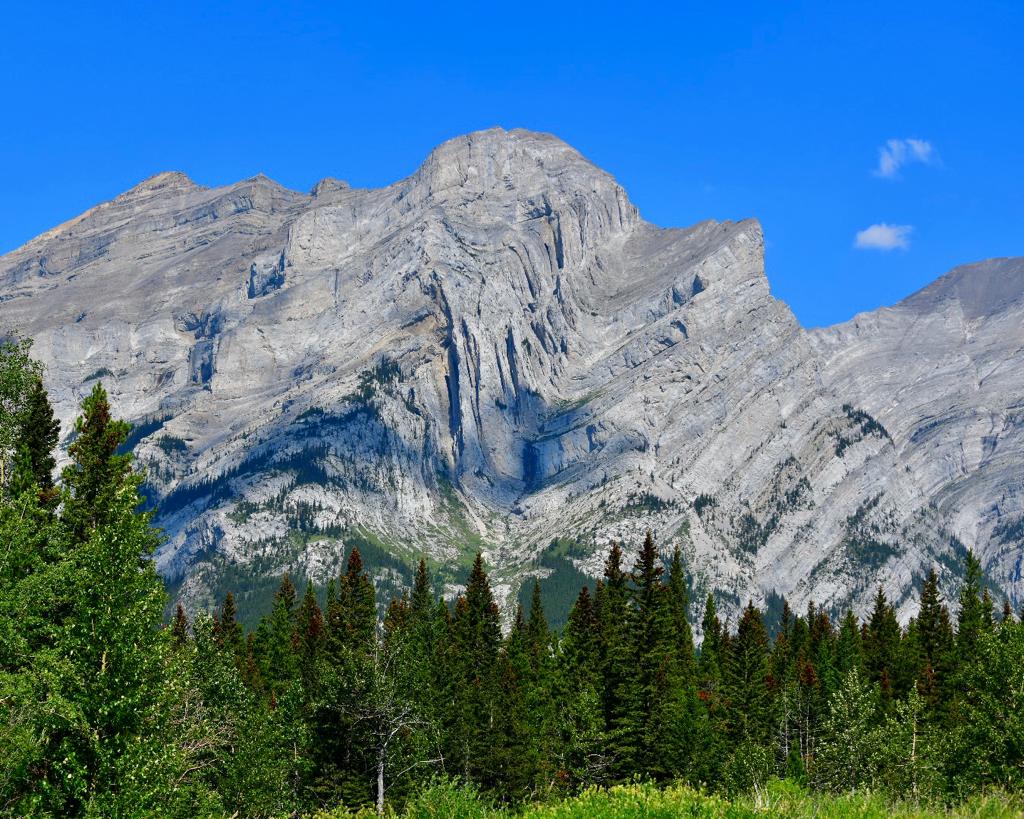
[83,366,115,381]
[0,335,44,491]
[833,404,891,457]
[156,434,189,454]
[693,493,717,516]
[0,365,200,815]
[357,356,402,399]
[307,779,1024,817]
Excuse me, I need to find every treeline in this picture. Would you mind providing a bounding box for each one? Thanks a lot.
[3,338,1024,816]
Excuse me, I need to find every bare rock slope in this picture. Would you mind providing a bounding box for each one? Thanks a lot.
[2,129,1021,622]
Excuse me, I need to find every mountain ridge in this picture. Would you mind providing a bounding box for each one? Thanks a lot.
[1,127,1021,627]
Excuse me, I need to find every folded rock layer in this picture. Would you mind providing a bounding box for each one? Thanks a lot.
[2,129,1021,624]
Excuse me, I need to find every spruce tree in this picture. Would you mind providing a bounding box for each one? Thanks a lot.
[490,606,537,798]
[724,602,772,745]
[524,578,559,784]
[699,592,723,691]
[916,568,954,713]
[594,542,634,779]
[556,585,606,787]
[864,586,901,707]
[334,546,376,657]
[666,545,696,679]
[61,382,134,542]
[264,574,298,692]
[295,583,325,699]
[218,590,245,661]
[956,551,986,664]
[18,377,59,498]
[835,609,864,677]
[448,553,502,786]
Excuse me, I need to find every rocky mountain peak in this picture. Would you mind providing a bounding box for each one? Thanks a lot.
[899,256,1024,320]
[310,177,351,198]
[391,128,639,236]
[120,170,200,199]
[1,130,1021,630]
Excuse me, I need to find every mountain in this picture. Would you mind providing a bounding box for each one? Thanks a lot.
[1,128,1021,626]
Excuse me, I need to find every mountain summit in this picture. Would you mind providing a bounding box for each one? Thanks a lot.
[1,128,1022,623]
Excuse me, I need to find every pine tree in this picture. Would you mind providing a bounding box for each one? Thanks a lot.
[835,609,864,677]
[218,590,245,661]
[956,551,986,665]
[916,568,954,713]
[295,583,326,699]
[448,553,502,786]
[17,376,59,501]
[556,585,606,787]
[724,602,772,745]
[594,542,635,779]
[263,574,298,693]
[61,382,134,542]
[864,586,901,707]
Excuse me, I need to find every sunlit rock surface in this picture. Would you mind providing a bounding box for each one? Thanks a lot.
[2,129,1021,624]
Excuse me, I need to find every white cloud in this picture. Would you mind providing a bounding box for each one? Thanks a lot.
[854,223,913,250]
[874,138,935,178]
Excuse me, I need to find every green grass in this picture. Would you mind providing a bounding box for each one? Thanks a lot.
[310,779,1024,818]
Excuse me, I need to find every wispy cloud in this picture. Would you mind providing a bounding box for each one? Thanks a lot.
[854,223,912,250]
[874,138,935,178]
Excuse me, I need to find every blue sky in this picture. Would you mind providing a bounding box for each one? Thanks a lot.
[2,1,1021,327]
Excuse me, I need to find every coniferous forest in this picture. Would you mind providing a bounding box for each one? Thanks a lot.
[4,337,1024,817]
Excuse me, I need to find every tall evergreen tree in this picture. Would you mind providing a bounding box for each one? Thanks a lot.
[171,602,189,647]
[835,609,864,677]
[61,382,134,541]
[448,553,502,786]
[956,551,986,665]
[556,585,606,787]
[724,602,772,745]
[295,583,325,698]
[916,568,954,712]
[217,590,245,661]
[262,574,298,693]
[864,586,902,707]
[333,546,376,657]
[14,376,60,505]
[594,542,634,779]
[666,545,696,679]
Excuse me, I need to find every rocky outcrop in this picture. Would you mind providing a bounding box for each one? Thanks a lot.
[1,128,1021,624]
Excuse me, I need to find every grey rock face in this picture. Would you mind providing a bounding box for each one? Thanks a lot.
[1,128,1021,624]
